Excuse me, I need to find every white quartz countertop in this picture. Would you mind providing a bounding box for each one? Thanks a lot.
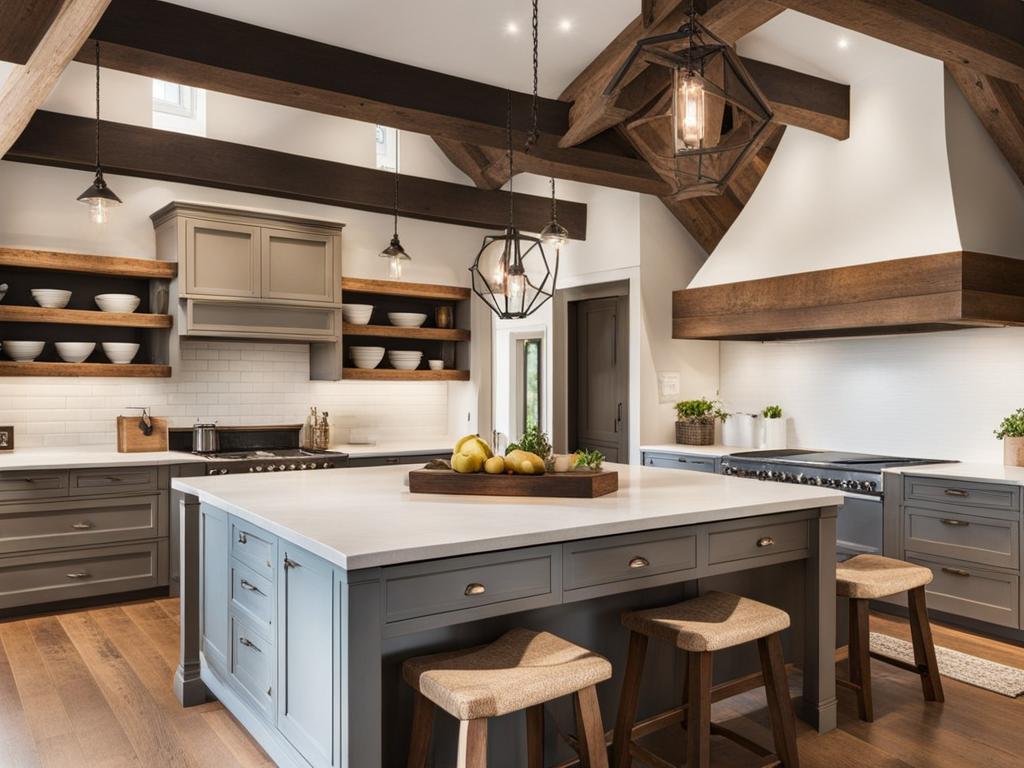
[332,438,454,458]
[885,462,1024,486]
[0,445,207,471]
[640,444,745,457]
[173,463,843,570]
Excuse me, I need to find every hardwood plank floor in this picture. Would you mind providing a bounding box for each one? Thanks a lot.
[0,599,1021,767]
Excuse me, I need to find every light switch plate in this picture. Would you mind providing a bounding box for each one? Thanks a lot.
[657,372,681,403]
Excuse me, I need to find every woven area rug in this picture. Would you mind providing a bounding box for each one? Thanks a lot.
[870,632,1024,697]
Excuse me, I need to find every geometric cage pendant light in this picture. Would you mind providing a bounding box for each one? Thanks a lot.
[607,1,773,196]
[77,40,122,223]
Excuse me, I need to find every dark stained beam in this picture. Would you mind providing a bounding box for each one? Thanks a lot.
[6,111,587,238]
[0,0,65,64]
[947,64,1024,184]
[740,58,849,140]
[773,0,1024,86]
[78,0,667,196]
[433,139,509,191]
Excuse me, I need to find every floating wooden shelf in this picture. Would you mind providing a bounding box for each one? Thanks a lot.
[341,277,470,301]
[0,247,177,279]
[0,305,173,328]
[341,322,469,341]
[0,362,172,378]
[342,368,470,381]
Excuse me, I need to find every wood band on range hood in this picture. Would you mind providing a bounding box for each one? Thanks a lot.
[672,251,1024,341]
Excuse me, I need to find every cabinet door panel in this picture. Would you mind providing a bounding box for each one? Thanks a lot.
[201,505,230,675]
[185,219,261,298]
[278,544,335,768]
[261,228,336,304]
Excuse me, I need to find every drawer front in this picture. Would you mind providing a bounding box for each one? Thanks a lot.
[709,519,809,565]
[643,452,717,473]
[0,541,167,610]
[69,466,160,496]
[346,453,449,468]
[230,558,274,641]
[230,517,276,581]
[904,505,1020,570]
[903,476,1020,513]
[564,529,697,591]
[384,547,556,624]
[906,554,1020,629]
[230,613,275,719]
[0,494,165,555]
[0,471,69,502]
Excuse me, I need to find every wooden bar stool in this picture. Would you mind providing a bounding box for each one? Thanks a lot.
[403,628,613,768]
[836,554,944,722]
[612,591,799,768]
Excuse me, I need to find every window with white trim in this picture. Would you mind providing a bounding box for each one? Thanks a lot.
[152,79,206,136]
[375,125,398,171]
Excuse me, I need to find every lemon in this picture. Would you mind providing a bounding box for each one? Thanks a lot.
[484,456,506,474]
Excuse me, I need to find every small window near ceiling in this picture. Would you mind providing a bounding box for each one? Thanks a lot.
[152,79,206,136]
[519,337,543,434]
[376,125,398,171]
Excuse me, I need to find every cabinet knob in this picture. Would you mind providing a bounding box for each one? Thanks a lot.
[756,536,775,548]
[464,583,486,596]
[71,521,93,530]
[65,572,90,579]
[628,556,650,569]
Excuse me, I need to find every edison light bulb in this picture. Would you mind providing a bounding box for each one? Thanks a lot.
[388,254,403,280]
[491,241,511,294]
[89,199,110,225]
[507,272,525,300]
[675,73,705,151]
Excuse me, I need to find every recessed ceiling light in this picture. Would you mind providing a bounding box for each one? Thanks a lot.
[837,37,850,49]
[505,21,519,34]
[559,19,573,32]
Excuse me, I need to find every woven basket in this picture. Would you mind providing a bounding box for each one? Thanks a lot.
[676,417,715,446]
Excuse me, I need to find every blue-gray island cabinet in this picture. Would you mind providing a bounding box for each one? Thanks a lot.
[172,464,843,768]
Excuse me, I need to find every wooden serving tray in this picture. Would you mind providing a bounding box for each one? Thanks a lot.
[408,469,619,498]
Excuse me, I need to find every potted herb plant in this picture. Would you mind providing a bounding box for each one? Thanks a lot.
[674,398,727,446]
[761,404,786,449]
[995,408,1024,467]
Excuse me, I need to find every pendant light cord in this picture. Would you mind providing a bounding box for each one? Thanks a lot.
[94,39,101,172]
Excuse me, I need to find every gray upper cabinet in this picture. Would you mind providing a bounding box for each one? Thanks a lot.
[186,219,262,299]
[261,228,336,304]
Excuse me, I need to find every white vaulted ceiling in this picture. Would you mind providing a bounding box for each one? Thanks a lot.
[163,0,637,97]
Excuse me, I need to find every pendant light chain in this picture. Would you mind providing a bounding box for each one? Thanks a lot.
[506,89,515,229]
[94,39,101,172]
[525,0,539,153]
[393,131,400,235]
[549,177,557,222]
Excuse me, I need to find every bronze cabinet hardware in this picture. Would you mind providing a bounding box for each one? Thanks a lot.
[943,488,969,497]
[239,579,263,593]
[239,637,262,651]
[941,519,970,526]
[942,567,971,577]
[65,572,90,579]
[237,532,248,544]
[283,557,300,569]
[71,521,94,529]
[464,583,486,596]
[628,556,650,569]
[757,536,775,548]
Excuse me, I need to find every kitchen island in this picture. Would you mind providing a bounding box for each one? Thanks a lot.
[172,464,843,768]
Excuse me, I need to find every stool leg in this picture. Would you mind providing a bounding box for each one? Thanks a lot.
[685,651,712,768]
[611,631,648,768]
[680,650,690,732]
[848,597,874,722]
[526,705,544,768]
[407,692,435,768]
[575,685,609,768]
[758,633,800,768]
[457,719,487,768]
[908,586,945,703]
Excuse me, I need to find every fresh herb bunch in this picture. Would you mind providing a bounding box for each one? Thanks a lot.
[675,398,728,422]
[506,424,553,459]
[574,448,605,471]
[995,408,1024,439]
[762,404,783,419]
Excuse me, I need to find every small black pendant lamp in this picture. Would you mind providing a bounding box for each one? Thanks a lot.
[379,131,411,279]
[77,40,122,224]
[539,177,568,249]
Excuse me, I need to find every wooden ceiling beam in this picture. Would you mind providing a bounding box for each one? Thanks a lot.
[433,139,509,191]
[77,0,666,196]
[772,0,1024,86]
[947,64,1024,184]
[0,0,66,64]
[0,0,111,158]
[740,58,849,140]
[5,110,588,237]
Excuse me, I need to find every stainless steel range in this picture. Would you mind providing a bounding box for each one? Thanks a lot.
[202,448,348,475]
[720,449,953,560]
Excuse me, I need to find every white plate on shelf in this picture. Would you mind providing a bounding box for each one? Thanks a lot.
[387,312,427,328]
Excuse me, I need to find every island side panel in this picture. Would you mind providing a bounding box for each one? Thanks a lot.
[803,506,838,732]
[341,567,384,768]
[175,494,208,706]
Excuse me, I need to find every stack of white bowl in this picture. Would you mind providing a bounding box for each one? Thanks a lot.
[387,312,427,328]
[342,304,374,325]
[350,346,384,369]
[388,350,423,370]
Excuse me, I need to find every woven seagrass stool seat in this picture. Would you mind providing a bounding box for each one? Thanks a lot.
[403,628,612,767]
[612,591,800,768]
[836,554,944,722]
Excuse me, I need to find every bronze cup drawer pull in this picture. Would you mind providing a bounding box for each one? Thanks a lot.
[239,637,262,652]
[756,536,775,548]
[943,488,969,498]
[239,579,264,594]
[942,567,971,577]
[628,556,650,569]
[237,532,248,544]
[464,583,486,596]
[65,572,91,579]
[941,519,970,527]
[71,521,94,530]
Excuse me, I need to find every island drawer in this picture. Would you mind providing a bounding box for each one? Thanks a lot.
[0,540,167,610]
[383,546,559,627]
[904,504,1020,570]
[0,494,166,555]
[0,470,69,503]
[230,612,275,721]
[230,517,277,581]
[708,518,809,566]
[906,554,1019,629]
[69,466,161,496]
[563,529,697,595]
[230,558,274,641]
[642,452,717,473]
[903,476,1020,513]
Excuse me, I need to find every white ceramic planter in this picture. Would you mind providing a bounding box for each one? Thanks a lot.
[1004,436,1024,467]
[722,414,759,448]
[762,418,787,450]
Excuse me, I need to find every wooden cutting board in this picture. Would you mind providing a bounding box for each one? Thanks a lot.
[408,469,618,498]
[116,416,169,453]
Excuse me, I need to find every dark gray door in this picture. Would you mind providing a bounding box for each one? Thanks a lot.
[571,295,628,462]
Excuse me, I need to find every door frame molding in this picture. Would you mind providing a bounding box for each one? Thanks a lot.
[553,278,631,458]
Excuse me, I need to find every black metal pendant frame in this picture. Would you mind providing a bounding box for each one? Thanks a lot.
[469,227,556,320]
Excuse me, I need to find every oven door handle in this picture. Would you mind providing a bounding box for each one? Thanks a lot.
[839,490,882,501]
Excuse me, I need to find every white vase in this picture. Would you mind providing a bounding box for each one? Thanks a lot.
[762,418,787,450]
[722,414,759,448]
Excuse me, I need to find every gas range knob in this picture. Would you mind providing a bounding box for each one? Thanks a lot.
[208,469,219,475]
[861,480,877,492]
[255,465,264,472]
[811,477,823,486]
[321,462,331,469]
[796,473,806,484]
[288,464,297,471]
[278,464,287,471]
[266,465,276,472]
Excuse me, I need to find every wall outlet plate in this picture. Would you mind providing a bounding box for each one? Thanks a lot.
[0,426,13,451]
